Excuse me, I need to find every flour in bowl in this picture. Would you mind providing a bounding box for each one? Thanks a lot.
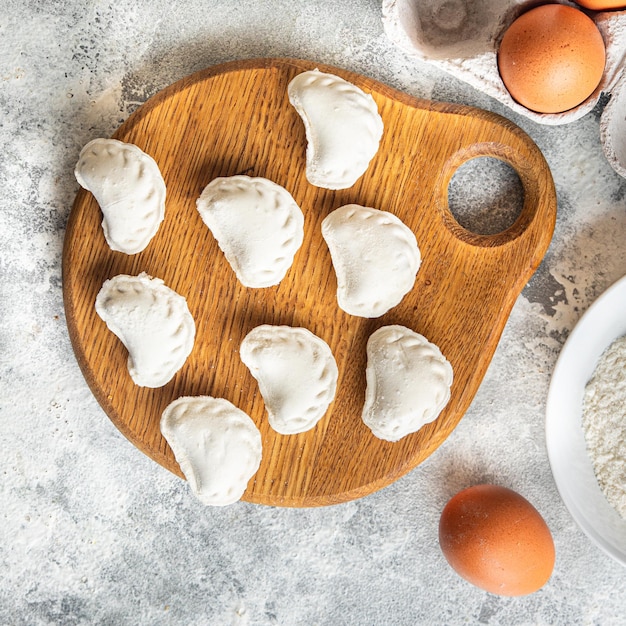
[582,334,626,520]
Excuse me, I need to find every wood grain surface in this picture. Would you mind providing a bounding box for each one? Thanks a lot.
[62,58,556,507]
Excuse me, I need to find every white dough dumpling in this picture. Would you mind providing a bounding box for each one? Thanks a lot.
[74,138,166,254]
[160,396,262,506]
[196,175,304,288]
[288,69,384,190]
[362,325,453,442]
[240,325,339,435]
[95,272,195,388]
[322,204,421,318]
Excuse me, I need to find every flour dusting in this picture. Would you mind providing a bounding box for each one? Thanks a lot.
[582,335,626,520]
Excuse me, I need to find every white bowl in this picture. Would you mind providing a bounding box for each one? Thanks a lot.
[546,274,626,567]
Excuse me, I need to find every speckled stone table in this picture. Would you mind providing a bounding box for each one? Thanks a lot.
[2,1,626,624]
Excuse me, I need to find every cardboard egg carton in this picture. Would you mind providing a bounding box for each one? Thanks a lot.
[601,77,626,178]
[382,0,626,126]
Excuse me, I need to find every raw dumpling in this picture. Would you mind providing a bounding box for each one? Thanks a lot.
[240,325,338,435]
[160,396,262,506]
[74,138,166,254]
[196,175,304,288]
[95,272,195,388]
[288,69,384,190]
[362,325,453,442]
[321,204,421,318]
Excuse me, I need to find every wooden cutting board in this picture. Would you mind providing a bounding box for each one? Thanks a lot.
[63,58,556,507]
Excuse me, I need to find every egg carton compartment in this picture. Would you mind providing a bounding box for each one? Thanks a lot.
[382,0,626,126]
[601,77,626,178]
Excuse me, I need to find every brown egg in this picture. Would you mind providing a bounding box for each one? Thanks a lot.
[498,4,606,114]
[574,0,626,9]
[439,484,555,596]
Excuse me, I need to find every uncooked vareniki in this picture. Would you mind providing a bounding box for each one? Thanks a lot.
[95,272,195,388]
[196,175,304,288]
[240,325,338,435]
[161,396,262,506]
[288,69,384,190]
[75,138,166,254]
[321,204,421,318]
[362,325,453,442]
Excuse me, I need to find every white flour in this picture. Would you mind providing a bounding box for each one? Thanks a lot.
[582,335,626,520]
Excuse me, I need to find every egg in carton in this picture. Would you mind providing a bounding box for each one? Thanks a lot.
[382,0,626,126]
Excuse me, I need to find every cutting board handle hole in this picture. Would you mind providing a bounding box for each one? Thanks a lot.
[447,156,524,237]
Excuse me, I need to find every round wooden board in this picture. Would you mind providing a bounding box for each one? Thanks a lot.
[63,58,556,507]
